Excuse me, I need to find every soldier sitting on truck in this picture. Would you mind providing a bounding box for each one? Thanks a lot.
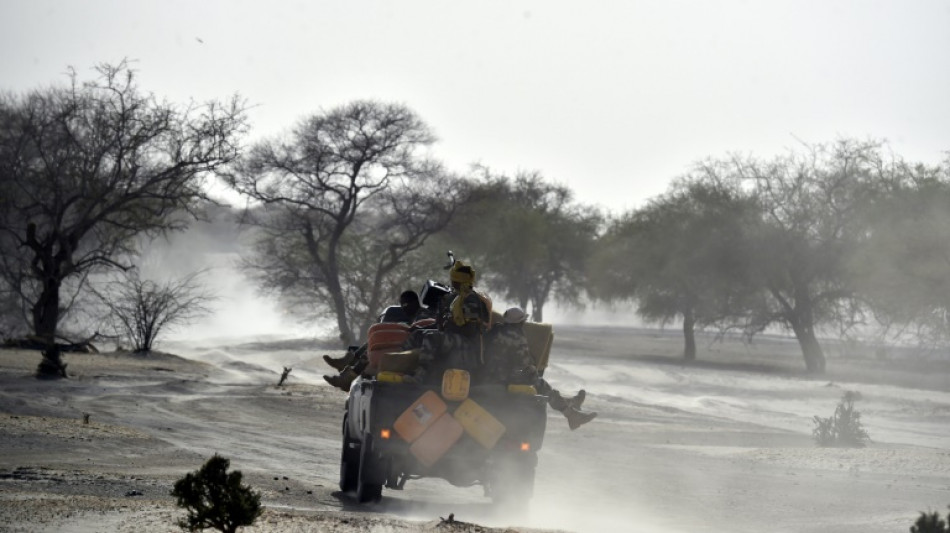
[405,260,492,384]
[324,289,433,371]
[323,290,434,391]
[485,307,597,431]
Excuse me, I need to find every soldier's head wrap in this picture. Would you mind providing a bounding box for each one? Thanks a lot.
[448,261,485,328]
[449,260,475,285]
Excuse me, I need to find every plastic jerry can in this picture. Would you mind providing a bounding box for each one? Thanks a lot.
[367,345,406,373]
[368,329,409,351]
[409,411,464,467]
[367,322,410,336]
[376,371,404,383]
[441,369,470,402]
[377,349,420,374]
[393,390,447,443]
[453,398,506,449]
[507,384,538,395]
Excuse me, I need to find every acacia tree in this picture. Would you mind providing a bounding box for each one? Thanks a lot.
[589,177,756,359]
[448,170,601,321]
[849,160,950,345]
[0,61,246,376]
[729,140,891,373]
[227,101,463,345]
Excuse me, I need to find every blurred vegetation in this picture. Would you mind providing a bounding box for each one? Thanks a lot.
[440,167,603,322]
[588,177,757,360]
[911,507,949,533]
[2,63,950,373]
[812,391,870,447]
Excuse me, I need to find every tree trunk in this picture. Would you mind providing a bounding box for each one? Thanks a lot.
[532,305,544,323]
[32,279,66,378]
[330,286,356,346]
[518,297,529,314]
[682,308,696,361]
[791,321,826,373]
[531,279,554,325]
[325,264,356,346]
[777,284,826,374]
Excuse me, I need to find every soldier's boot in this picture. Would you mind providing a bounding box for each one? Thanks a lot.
[567,389,586,410]
[563,407,597,431]
[322,354,348,372]
[548,389,569,411]
[323,348,358,372]
[323,367,358,392]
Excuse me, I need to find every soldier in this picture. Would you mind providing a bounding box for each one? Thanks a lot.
[407,260,492,384]
[486,307,597,430]
[323,290,433,391]
[381,289,436,324]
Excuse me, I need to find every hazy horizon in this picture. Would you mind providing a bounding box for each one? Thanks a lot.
[3,0,948,214]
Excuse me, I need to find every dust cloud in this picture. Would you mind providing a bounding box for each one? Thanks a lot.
[71,209,949,533]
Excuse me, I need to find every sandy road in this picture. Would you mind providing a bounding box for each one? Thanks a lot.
[1,327,949,532]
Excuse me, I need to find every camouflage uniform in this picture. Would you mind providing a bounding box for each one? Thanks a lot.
[482,322,535,384]
[483,321,571,412]
[410,289,490,384]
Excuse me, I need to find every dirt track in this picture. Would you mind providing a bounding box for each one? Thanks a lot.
[1,327,949,532]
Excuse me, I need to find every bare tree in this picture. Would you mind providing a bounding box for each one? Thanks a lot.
[96,269,215,353]
[0,61,247,376]
[227,101,463,345]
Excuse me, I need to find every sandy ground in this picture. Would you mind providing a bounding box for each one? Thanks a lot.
[1,327,949,532]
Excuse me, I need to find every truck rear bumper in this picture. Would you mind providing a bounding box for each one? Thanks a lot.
[345,380,547,486]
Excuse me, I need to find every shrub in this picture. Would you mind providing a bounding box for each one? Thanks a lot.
[172,454,262,533]
[812,413,836,447]
[97,269,215,353]
[910,507,949,533]
[812,391,870,447]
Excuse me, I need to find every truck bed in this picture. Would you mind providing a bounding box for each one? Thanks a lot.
[342,377,548,498]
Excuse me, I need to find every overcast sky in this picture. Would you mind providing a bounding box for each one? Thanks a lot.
[2,0,949,214]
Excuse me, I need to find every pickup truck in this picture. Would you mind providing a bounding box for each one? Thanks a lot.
[340,377,548,504]
[338,315,554,505]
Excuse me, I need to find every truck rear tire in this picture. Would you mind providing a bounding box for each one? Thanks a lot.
[356,434,383,503]
[339,414,359,492]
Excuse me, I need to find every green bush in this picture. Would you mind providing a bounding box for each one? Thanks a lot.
[910,507,949,533]
[171,454,262,533]
[812,391,870,447]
